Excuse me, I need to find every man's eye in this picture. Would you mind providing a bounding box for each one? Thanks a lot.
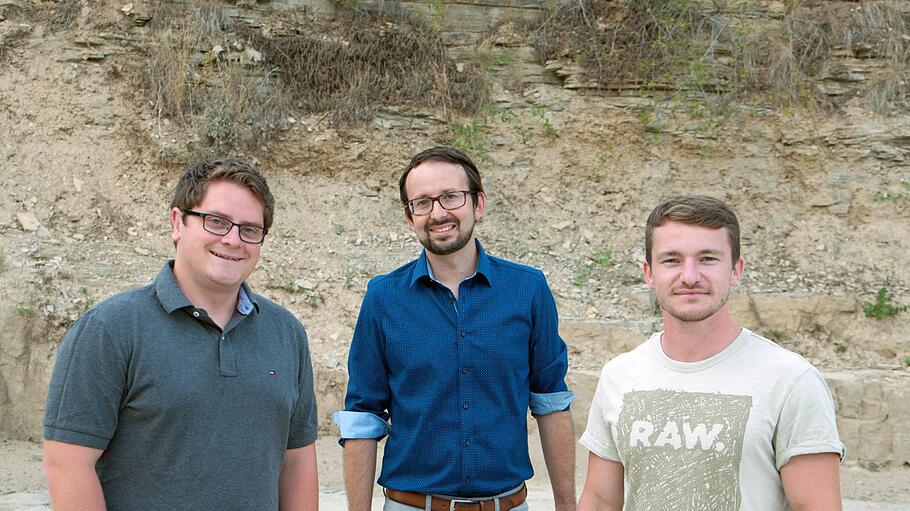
[240,226,259,236]
[414,199,432,208]
[208,216,228,227]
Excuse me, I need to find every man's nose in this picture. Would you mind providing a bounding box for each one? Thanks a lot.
[220,224,243,245]
[680,259,700,285]
[429,199,450,219]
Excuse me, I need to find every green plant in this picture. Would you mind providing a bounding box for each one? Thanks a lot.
[903,355,910,367]
[450,121,488,159]
[594,249,613,267]
[863,286,908,320]
[572,264,593,286]
[532,106,558,137]
[79,286,97,312]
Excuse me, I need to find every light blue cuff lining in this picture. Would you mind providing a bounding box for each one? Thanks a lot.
[332,411,391,440]
[529,390,575,415]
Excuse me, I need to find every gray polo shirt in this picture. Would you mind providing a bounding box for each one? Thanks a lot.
[44,261,318,510]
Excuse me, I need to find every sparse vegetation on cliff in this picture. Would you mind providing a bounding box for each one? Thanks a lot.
[131,1,488,157]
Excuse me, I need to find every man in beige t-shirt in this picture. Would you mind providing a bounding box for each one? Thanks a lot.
[578,196,844,510]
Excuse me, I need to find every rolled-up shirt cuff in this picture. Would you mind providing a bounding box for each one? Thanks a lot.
[332,411,391,442]
[529,390,575,415]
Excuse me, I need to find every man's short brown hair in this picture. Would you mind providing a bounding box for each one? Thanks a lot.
[645,195,741,264]
[170,158,275,229]
[398,146,484,217]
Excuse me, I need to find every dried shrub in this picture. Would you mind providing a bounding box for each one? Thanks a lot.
[532,1,836,102]
[240,7,488,124]
[132,1,489,157]
[840,2,910,113]
[131,1,289,158]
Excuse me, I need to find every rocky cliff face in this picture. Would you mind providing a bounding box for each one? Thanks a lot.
[0,0,908,473]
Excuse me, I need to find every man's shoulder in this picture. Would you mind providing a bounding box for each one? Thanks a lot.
[739,328,817,373]
[601,335,656,374]
[248,290,303,326]
[485,253,546,282]
[84,280,158,320]
[365,258,421,290]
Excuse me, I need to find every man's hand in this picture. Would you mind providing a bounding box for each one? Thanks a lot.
[43,439,106,511]
[577,452,623,511]
[537,410,576,511]
[343,439,378,511]
[279,442,318,510]
[781,452,842,511]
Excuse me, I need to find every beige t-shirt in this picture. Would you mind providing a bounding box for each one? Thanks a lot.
[580,328,844,511]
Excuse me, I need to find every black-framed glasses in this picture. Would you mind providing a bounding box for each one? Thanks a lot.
[181,209,268,244]
[406,190,475,216]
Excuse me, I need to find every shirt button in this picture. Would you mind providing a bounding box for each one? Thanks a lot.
[462,367,469,374]
[463,402,468,410]
[221,335,225,341]
[465,476,471,483]
[192,311,200,317]
[464,439,471,446]
[460,331,466,337]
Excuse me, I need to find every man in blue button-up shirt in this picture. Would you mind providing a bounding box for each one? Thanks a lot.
[333,146,576,511]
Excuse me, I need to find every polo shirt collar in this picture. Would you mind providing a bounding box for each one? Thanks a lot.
[155,260,260,315]
[409,240,494,288]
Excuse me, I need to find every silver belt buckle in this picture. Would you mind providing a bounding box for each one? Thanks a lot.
[449,498,475,510]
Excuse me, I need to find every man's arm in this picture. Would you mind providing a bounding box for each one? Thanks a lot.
[343,439,378,511]
[537,410,576,511]
[279,442,318,511]
[577,452,623,511]
[43,439,106,511]
[780,452,842,511]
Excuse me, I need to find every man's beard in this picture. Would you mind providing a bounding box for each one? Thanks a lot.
[657,285,731,323]
[420,218,475,256]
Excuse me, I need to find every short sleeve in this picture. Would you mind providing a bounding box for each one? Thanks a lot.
[43,312,129,449]
[774,368,845,469]
[579,368,622,462]
[288,324,318,449]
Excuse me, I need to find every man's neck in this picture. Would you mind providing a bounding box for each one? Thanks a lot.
[426,239,479,299]
[660,308,742,362]
[172,264,239,329]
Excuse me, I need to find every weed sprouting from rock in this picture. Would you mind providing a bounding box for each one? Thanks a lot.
[863,286,908,320]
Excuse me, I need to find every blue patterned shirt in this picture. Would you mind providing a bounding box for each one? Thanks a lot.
[333,241,574,496]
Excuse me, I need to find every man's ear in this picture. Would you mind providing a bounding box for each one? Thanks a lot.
[472,191,486,220]
[171,207,183,244]
[403,207,415,230]
[731,256,745,286]
[643,260,655,289]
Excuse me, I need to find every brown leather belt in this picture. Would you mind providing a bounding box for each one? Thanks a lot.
[386,484,527,511]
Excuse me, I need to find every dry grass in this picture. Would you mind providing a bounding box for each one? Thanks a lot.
[531,0,910,114]
[841,3,910,114]
[241,7,488,124]
[131,1,488,157]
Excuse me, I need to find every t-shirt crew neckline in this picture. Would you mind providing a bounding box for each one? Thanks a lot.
[653,327,748,373]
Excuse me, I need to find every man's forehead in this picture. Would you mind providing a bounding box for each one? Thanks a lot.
[406,160,470,191]
[652,222,731,249]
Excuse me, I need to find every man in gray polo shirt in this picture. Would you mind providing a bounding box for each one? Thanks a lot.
[42,159,318,510]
